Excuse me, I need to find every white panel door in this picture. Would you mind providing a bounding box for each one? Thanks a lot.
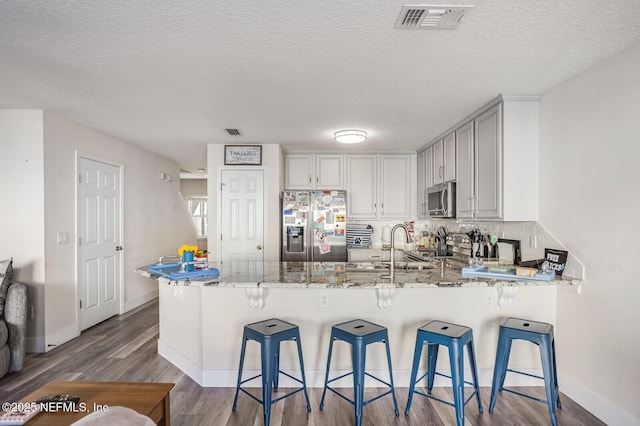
[220,170,265,266]
[78,157,121,330]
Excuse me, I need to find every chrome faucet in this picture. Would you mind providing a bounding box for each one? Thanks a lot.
[386,223,412,277]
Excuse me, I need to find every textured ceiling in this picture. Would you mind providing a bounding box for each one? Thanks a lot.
[1,1,639,173]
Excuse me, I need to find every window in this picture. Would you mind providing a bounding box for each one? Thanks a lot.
[187,196,208,237]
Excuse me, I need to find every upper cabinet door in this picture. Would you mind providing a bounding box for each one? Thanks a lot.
[432,139,444,185]
[474,103,502,219]
[443,131,456,182]
[417,149,427,219]
[315,154,344,189]
[346,154,378,219]
[455,121,474,219]
[425,145,434,189]
[285,154,313,189]
[380,155,411,218]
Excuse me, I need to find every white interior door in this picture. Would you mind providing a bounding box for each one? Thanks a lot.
[220,170,265,266]
[77,156,122,330]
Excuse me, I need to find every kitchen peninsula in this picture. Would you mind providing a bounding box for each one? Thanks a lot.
[139,260,581,389]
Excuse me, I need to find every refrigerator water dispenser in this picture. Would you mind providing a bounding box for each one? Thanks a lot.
[286,226,305,253]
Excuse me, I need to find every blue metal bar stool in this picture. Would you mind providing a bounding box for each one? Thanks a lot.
[489,317,561,426]
[319,319,399,426]
[405,320,483,426]
[232,318,311,425]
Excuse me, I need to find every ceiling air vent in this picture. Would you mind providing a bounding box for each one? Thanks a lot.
[395,5,473,29]
[225,128,241,136]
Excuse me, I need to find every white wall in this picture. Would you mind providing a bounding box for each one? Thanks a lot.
[0,110,46,347]
[0,110,195,351]
[539,41,640,425]
[180,179,207,198]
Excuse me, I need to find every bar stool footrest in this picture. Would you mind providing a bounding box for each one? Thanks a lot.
[325,386,395,408]
[507,367,545,381]
[434,371,477,387]
[411,388,480,409]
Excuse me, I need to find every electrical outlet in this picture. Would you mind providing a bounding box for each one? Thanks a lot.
[57,232,68,245]
[529,235,537,248]
[485,295,494,307]
[319,293,330,309]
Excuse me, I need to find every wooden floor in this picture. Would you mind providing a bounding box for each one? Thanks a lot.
[0,300,605,425]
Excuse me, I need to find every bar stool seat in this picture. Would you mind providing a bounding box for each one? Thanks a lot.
[405,320,483,426]
[232,318,311,425]
[320,319,399,426]
[489,317,561,426]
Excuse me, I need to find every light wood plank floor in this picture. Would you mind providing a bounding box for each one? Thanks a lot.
[0,300,605,425]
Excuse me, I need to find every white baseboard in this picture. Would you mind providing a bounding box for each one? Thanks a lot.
[44,324,80,352]
[124,288,159,312]
[158,339,204,386]
[26,336,45,353]
[561,374,639,426]
[158,338,544,388]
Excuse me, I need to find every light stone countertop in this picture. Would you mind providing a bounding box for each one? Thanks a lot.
[137,260,582,289]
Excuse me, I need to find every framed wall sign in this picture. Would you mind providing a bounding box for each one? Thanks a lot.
[224,145,262,165]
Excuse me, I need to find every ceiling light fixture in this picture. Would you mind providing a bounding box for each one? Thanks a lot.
[334,129,367,144]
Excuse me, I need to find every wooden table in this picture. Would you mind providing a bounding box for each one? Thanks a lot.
[18,381,174,425]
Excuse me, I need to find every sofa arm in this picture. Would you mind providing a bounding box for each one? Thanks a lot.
[5,282,27,372]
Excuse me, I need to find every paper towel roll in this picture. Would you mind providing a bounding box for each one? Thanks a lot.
[382,225,391,243]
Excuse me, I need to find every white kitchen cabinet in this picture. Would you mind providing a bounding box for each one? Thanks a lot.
[432,139,444,185]
[425,131,455,188]
[425,145,434,188]
[348,248,390,262]
[474,103,502,218]
[285,154,344,189]
[285,154,313,189]
[417,149,427,218]
[443,131,456,182]
[380,155,411,218]
[346,154,378,218]
[456,120,474,219]
[347,154,412,220]
[454,96,539,221]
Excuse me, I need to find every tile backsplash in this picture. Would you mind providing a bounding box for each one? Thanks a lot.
[348,219,584,279]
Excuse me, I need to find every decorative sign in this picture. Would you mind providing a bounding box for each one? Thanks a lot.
[542,248,568,276]
[224,145,262,165]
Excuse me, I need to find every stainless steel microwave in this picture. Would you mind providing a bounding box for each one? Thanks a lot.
[427,182,456,218]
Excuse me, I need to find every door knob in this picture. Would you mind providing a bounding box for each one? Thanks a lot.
[116,245,123,251]
[256,245,262,251]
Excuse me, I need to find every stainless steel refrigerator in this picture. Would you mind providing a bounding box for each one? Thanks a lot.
[281,190,347,262]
